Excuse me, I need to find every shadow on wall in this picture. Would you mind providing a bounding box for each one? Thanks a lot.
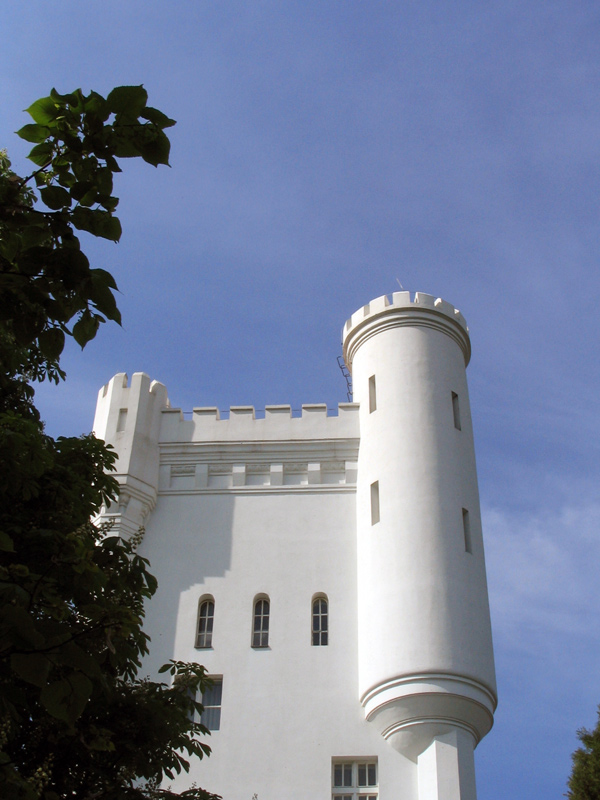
[136,492,236,674]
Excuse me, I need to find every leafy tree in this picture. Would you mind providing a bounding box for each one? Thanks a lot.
[0,88,219,800]
[567,707,600,800]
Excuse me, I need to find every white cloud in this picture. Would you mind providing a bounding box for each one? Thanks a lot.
[483,501,600,654]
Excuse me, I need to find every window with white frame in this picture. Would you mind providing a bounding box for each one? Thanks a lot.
[332,759,378,800]
[252,597,270,648]
[195,597,214,648]
[312,595,328,646]
[200,678,222,731]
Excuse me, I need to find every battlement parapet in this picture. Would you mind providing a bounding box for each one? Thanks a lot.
[159,402,360,443]
[342,291,471,368]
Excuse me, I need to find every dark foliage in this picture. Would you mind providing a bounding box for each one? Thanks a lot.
[567,707,600,800]
[0,88,220,800]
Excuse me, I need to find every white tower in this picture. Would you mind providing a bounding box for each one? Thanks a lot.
[92,372,167,538]
[343,292,497,800]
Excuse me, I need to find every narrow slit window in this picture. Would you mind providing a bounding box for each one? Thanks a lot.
[201,678,222,731]
[252,597,270,647]
[369,375,377,413]
[370,481,380,525]
[195,597,214,648]
[117,408,128,432]
[462,508,472,553]
[312,596,328,646]
[452,392,461,430]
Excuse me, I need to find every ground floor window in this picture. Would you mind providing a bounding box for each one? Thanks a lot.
[332,759,377,800]
[201,678,222,731]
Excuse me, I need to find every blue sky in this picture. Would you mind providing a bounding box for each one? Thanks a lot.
[3,2,600,797]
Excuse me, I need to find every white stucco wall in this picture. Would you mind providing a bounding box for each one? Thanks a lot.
[140,487,416,799]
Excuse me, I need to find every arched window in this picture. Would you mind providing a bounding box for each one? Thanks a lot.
[312,595,328,646]
[196,597,215,648]
[252,597,270,648]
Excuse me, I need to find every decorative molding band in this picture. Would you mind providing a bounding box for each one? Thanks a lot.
[344,309,471,369]
[360,671,497,709]
[159,438,360,461]
[159,457,358,492]
[380,715,481,745]
[158,484,357,497]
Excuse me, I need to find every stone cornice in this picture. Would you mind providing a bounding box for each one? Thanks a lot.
[158,437,360,464]
[158,484,357,496]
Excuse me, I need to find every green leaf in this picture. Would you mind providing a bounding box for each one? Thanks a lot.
[96,167,113,196]
[72,310,101,347]
[57,171,76,188]
[106,85,148,117]
[59,641,102,679]
[16,245,53,277]
[40,673,93,723]
[27,142,54,167]
[70,181,95,202]
[141,106,176,129]
[0,532,14,552]
[112,133,141,159]
[26,95,60,125]
[98,194,119,213]
[50,87,79,106]
[137,129,171,167]
[38,328,66,361]
[91,267,118,291]
[48,247,91,287]
[90,270,121,324]
[21,225,50,250]
[10,653,51,688]
[71,206,95,235]
[40,185,72,210]
[79,188,100,207]
[0,605,45,649]
[72,207,122,241]
[82,90,109,120]
[96,213,121,241]
[16,123,51,143]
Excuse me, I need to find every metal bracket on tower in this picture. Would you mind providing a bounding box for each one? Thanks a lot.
[337,355,353,401]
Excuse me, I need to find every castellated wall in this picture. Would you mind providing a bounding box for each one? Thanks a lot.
[92,290,495,800]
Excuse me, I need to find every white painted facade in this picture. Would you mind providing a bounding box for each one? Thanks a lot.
[93,292,496,800]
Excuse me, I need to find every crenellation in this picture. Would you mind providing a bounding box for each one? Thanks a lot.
[343,292,471,369]
[392,290,411,306]
[413,291,436,307]
[368,294,391,315]
[230,406,255,419]
[193,407,221,418]
[265,404,291,417]
[343,291,468,349]
[301,403,327,416]
[168,401,360,443]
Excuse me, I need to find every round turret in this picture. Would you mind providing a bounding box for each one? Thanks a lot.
[343,291,497,764]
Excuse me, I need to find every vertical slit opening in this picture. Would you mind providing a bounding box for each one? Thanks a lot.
[117,408,128,432]
[462,508,472,553]
[371,481,380,525]
[452,392,461,430]
[369,375,377,413]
